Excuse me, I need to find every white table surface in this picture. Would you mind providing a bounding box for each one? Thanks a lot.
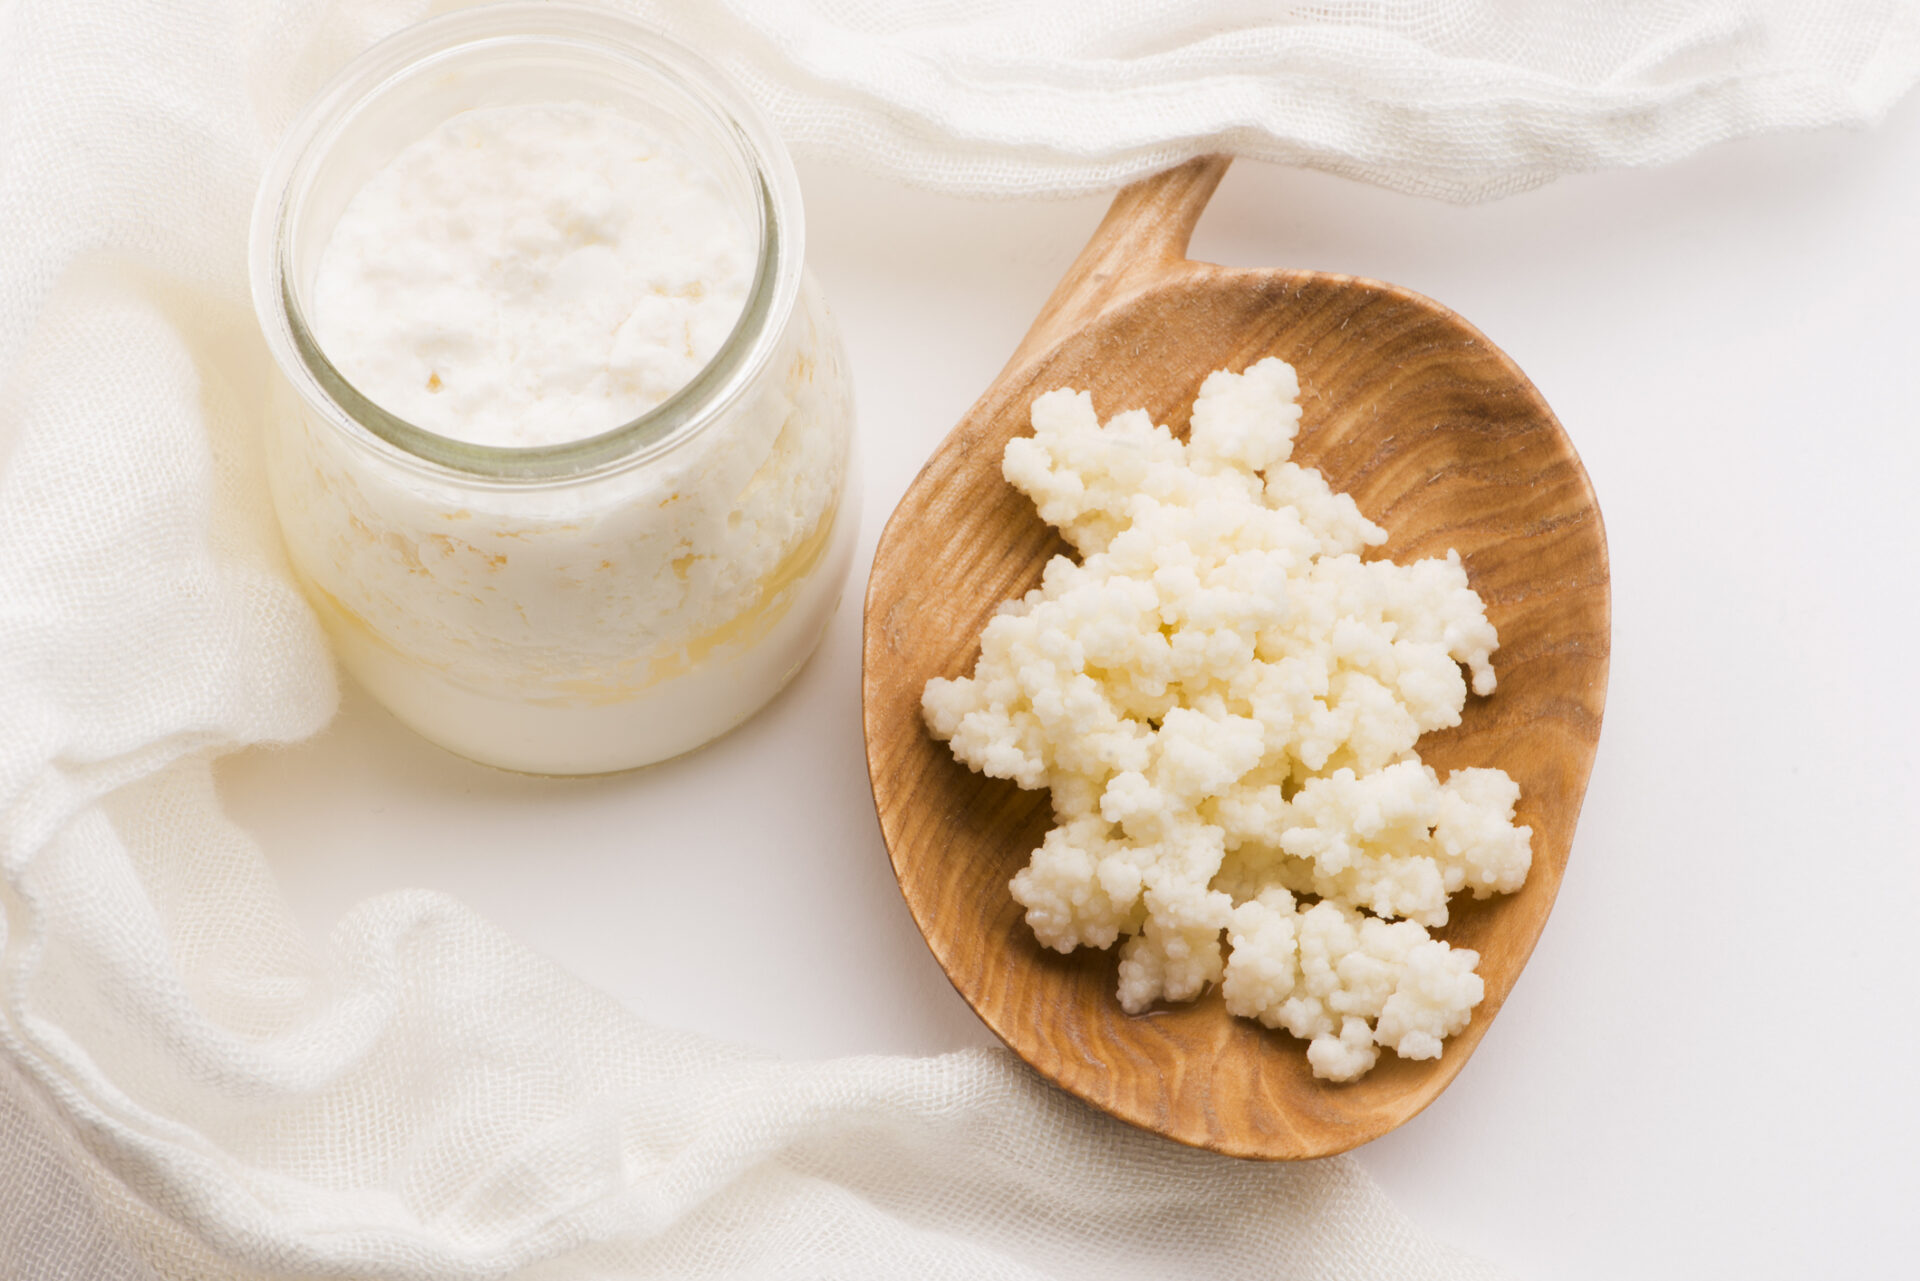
[217,94,1920,1281]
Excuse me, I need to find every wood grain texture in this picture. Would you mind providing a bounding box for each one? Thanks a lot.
[862,157,1610,1160]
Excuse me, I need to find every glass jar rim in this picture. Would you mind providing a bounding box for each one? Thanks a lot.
[249,2,803,485]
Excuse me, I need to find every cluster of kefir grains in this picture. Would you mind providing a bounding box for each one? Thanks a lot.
[922,359,1531,1080]
[310,102,752,447]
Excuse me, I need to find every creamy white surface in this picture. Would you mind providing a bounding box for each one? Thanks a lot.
[310,102,752,447]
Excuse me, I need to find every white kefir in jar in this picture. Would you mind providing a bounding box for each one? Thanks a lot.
[252,6,856,774]
[309,102,754,449]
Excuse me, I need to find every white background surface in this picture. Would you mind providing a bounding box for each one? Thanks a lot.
[219,93,1920,1280]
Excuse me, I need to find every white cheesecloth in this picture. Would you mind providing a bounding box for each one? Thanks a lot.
[2,1,1915,1277]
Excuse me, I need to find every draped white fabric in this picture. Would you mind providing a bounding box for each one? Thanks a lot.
[3,1,1914,1277]
[635,0,1920,199]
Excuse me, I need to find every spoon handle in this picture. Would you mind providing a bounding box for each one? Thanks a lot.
[1005,155,1231,376]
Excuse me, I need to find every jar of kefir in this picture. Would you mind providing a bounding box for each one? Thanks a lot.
[250,5,856,774]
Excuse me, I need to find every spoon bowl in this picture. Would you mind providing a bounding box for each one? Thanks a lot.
[862,157,1610,1159]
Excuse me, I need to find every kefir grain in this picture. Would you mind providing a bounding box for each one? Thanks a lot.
[924,360,1528,1080]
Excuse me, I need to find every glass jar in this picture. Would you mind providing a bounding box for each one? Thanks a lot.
[249,4,856,774]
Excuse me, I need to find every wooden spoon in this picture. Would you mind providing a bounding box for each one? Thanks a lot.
[861,156,1610,1160]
